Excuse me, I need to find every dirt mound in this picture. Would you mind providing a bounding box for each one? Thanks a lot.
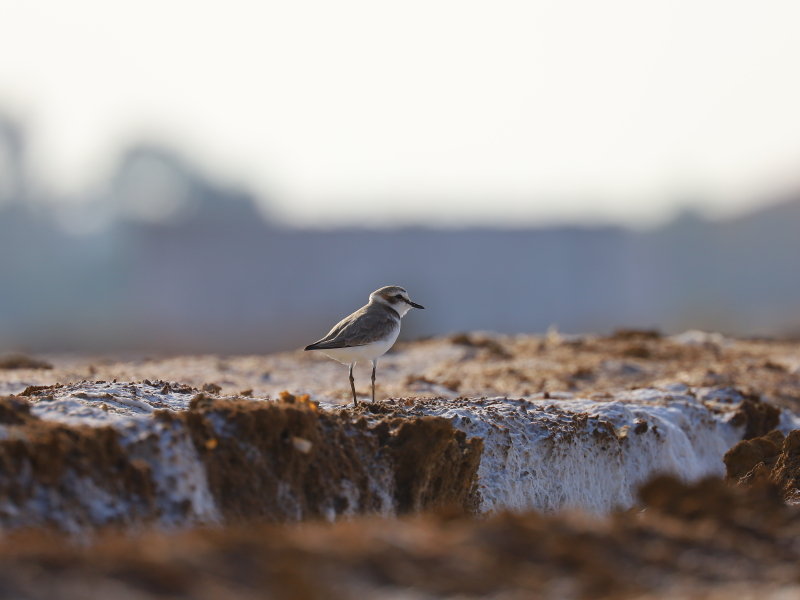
[729,395,782,439]
[0,397,156,530]
[185,393,482,521]
[639,474,786,525]
[381,415,481,513]
[771,431,800,501]
[16,378,758,515]
[724,428,800,501]
[0,394,482,530]
[0,353,52,370]
[724,429,785,480]
[0,476,797,599]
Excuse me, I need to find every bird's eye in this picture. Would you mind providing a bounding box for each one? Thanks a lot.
[395,294,403,300]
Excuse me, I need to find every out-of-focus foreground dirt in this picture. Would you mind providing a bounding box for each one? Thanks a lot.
[0,477,798,599]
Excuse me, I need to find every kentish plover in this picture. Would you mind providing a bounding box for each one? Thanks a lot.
[304,286,424,406]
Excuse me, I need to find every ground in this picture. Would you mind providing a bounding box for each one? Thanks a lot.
[1,330,800,599]
[3,329,800,407]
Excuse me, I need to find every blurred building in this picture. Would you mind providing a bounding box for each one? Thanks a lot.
[1,115,799,354]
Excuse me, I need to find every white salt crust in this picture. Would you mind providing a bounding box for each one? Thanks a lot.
[26,381,218,527]
[19,381,785,522]
[411,386,747,514]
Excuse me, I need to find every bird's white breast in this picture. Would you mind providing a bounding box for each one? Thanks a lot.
[321,323,400,365]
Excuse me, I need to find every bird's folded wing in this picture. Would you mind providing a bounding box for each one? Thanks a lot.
[304,309,395,350]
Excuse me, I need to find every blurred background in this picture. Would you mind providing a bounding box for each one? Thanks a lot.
[1,1,800,354]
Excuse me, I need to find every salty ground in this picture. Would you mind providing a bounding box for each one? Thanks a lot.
[4,328,800,407]
[2,329,800,598]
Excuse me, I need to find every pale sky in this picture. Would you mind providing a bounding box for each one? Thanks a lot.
[2,1,800,227]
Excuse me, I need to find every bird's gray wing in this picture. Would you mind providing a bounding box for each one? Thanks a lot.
[305,311,361,349]
[304,306,397,350]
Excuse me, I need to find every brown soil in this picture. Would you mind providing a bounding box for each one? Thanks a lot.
[0,353,52,370]
[185,393,481,521]
[0,476,797,599]
[725,428,800,503]
[4,332,800,407]
[728,396,782,439]
[0,397,156,529]
[2,333,800,597]
[724,429,785,481]
[407,331,800,408]
[0,393,481,529]
[771,431,800,501]
[381,415,481,513]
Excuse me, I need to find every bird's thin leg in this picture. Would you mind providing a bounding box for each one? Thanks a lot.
[371,360,377,403]
[349,363,358,406]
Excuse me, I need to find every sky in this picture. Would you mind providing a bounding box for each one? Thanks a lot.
[1,1,800,227]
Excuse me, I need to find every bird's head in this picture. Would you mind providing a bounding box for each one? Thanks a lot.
[370,286,425,317]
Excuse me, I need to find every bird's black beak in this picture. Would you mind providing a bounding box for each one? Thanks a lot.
[407,300,425,309]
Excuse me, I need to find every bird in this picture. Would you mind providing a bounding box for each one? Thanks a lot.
[304,286,424,406]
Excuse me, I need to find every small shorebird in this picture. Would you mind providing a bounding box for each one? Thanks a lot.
[304,286,424,406]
